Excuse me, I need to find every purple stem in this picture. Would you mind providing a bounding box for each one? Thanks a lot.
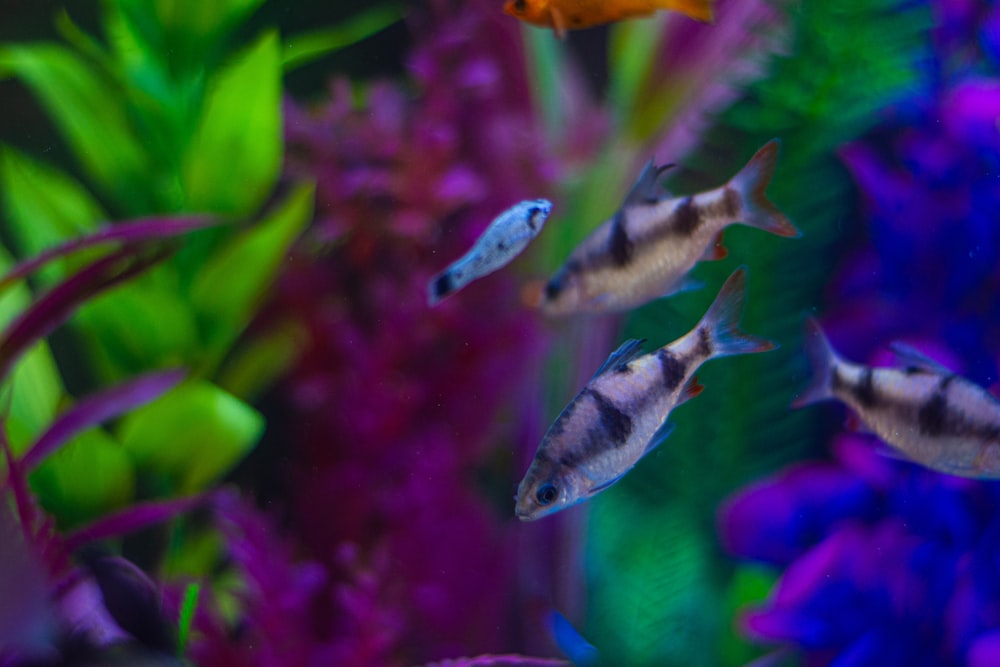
[0,216,217,293]
[62,494,207,552]
[0,244,173,383]
[19,369,187,473]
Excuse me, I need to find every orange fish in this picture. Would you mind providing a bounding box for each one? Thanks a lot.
[503,0,714,36]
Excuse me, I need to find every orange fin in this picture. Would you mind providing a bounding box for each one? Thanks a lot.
[678,375,704,405]
[699,233,728,261]
[550,6,568,38]
[657,0,715,22]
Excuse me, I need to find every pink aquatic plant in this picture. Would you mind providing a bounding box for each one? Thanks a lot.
[206,1,576,665]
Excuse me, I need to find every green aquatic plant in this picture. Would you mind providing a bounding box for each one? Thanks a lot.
[514,0,932,664]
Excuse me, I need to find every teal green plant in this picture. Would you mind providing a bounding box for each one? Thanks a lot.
[517,1,931,665]
[0,0,398,530]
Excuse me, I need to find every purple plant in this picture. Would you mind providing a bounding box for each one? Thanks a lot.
[204,1,572,665]
[719,3,1000,665]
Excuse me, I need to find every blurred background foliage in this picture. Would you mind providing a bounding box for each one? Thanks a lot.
[0,0,956,665]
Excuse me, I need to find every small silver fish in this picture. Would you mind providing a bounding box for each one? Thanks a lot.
[428,199,553,305]
[534,140,799,315]
[515,268,775,520]
[794,318,1000,478]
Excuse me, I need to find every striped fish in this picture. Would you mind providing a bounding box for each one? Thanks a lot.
[515,268,775,520]
[794,318,1000,478]
[534,140,798,316]
[428,199,552,306]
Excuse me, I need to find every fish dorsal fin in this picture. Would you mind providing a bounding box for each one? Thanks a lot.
[889,341,953,375]
[643,421,675,456]
[623,160,673,208]
[677,375,704,405]
[592,338,646,379]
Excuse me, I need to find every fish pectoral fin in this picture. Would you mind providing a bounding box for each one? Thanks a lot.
[699,233,728,261]
[643,421,676,456]
[588,472,628,495]
[677,375,704,405]
[661,275,704,299]
[592,338,647,379]
[888,341,954,375]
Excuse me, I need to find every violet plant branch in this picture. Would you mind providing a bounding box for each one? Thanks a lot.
[0,243,174,383]
[19,368,187,473]
[0,215,218,294]
[62,494,208,552]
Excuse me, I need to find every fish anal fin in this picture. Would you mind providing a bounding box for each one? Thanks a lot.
[889,341,954,375]
[678,375,704,405]
[592,338,647,379]
[699,233,728,261]
[661,275,704,299]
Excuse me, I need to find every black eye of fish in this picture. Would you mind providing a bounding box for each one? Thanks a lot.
[544,277,562,300]
[513,0,527,13]
[536,482,558,506]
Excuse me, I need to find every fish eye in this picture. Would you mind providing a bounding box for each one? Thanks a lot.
[536,482,558,506]
[512,0,527,13]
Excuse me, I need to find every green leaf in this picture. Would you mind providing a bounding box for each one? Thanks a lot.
[607,14,667,130]
[118,380,264,493]
[153,0,267,42]
[0,44,152,212]
[190,183,313,366]
[30,427,136,528]
[176,581,201,656]
[181,31,282,216]
[0,246,63,453]
[74,277,200,382]
[0,147,106,284]
[283,5,405,71]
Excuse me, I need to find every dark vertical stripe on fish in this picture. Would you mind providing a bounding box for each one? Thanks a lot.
[854,368,877,407]
[584,387,633,446]
[657,349,687,391]
[673,196,701,235]
[722,186,741,219]
[696,327,713,357]
[918,375,955,436]
[609,210,634,266]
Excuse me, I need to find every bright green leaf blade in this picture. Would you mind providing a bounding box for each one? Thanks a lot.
[182,31,282,216]
[190,183,313,367]
[74,277,200,382]
[176,581,201,656]
[119,380,264,494]
[0,147,106,285]
[608,14,667,130]
[0,44,152,212]
[0,246,63,453]
[153,0,266,42]
[30,427,136,528]
[283,4,405,71]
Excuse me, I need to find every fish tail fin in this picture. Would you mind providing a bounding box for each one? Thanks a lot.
[697,267,776,359]
[729,140,801,238]
[656,0,715,21]
[427,271,456,306]
[791,317,838,408]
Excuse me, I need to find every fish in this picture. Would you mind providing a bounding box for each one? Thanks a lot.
[515,267,775,520]
[428,199,552,306]
[533,140,799,316]
[793,318,1000,479]
[503,0,714,37]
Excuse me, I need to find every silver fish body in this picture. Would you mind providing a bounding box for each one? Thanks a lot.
[794,319,1000,478]
[428,198,552,305]
[538,140,799,316]
[515,268,775,520]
